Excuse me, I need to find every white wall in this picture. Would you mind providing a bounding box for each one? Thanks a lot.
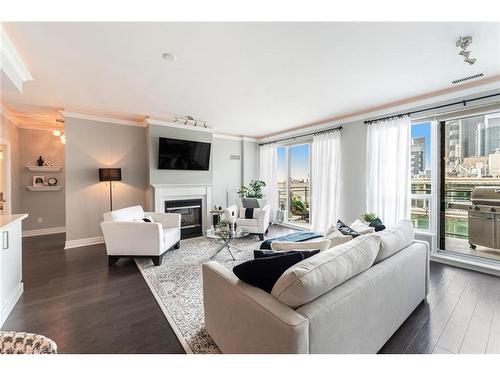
[65,118,148,242]
[212,137,242,208]
[0,112,21,215]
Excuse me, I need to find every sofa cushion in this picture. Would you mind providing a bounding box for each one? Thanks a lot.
[233,252,306,293]
[271,234,380,308]
[236,218,259,227]
[271,239,331,252]
[373,219,414,264]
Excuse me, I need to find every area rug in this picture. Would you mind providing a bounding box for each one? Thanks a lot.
[135,235,260,354]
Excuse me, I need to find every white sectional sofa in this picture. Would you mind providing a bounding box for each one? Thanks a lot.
[202,220,429,353]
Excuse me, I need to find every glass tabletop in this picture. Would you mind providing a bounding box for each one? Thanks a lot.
[206,228,250,240]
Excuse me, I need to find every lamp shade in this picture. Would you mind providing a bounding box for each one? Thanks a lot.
[99,168,122,181]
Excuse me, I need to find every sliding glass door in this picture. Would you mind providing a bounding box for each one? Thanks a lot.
[277,143,311,227]
[439,111,500,263]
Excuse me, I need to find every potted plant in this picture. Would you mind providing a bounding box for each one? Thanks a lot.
[361,212,377,223]
[237,180,267,207]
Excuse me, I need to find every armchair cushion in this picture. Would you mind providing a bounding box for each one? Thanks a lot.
[103,205,145,222]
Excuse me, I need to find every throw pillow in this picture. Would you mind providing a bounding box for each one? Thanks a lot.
[369,218,386,232]
[350,219,375,235]
[239,207,261,219]
[233,252,306,293]
[324,227,353,248]
[134,215,154,223]
[336,220,361,238]
[254,249,319,259]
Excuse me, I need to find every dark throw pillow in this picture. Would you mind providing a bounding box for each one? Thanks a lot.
[336,220,361,238]
[369,218,386,232]
[233,252,306,293]
[142,218,152,223]
[253,249,320,259]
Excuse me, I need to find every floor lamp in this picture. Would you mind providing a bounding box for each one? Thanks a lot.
[99,168,122,211]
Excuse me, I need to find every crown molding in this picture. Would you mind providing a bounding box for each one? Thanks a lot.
[146,118,213,133]
[213,133,258,142]
[61,110,145,127]
[0,105,21,126]
[0,26,33,92]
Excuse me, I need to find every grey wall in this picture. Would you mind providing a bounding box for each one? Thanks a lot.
[148,124,213,186]
[0,113,21,215]
[65,118,148,242]
[20,128,66,230]
[212,137,242,207]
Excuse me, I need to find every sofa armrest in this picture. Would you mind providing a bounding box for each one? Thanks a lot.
[413,239,430,297]
[100,221,164,255]
[257,204,271,227]
[145,212,181,229]
[202,261,309,353]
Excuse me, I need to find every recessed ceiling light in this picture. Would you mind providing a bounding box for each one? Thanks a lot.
[162,52,176,62]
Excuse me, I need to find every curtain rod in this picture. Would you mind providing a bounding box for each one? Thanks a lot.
[259,125,342,146]
[364,92,500,125]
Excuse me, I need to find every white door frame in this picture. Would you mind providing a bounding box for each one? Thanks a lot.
[0,138,12,215]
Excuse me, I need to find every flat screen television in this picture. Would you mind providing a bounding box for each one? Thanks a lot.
[158,137,211,171]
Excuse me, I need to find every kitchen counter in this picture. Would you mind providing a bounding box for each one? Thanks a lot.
[0,214,28,230]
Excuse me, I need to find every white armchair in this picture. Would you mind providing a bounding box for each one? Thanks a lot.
[100,205,181,266]
[224,204,270,240]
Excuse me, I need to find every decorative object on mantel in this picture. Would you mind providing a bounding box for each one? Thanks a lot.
[99,168,122,211]
[32,176,46,187]
[36,156,44,166]
[43,158,54,167]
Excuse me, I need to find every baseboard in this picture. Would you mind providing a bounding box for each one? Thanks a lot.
[64,236,104,249]
[0,282,23,328]
[22,226,66,237]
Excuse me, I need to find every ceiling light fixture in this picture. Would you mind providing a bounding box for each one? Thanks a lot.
[53,129,62,137]
[162,52,176,62]
[456,36,476,65]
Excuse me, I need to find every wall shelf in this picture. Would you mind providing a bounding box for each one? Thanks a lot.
[26,186,63,192]
[26,166,63,172]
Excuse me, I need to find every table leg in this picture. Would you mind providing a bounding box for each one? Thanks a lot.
[210,238,232,260]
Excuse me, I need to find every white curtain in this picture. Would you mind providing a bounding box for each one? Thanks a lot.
[366,117,411,226]
[259,143,278,222]
[311,130,342,234]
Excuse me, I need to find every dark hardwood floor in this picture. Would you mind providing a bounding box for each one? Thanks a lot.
[2,227,500,354]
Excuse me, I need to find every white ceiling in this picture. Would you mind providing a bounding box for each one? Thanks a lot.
[2,22,500,137]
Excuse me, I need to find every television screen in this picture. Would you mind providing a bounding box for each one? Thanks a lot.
[158,137,211,170]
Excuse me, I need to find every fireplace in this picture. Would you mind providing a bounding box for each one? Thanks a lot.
[165,199,203,239]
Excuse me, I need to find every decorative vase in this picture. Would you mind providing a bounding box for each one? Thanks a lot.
[37,156,44,166]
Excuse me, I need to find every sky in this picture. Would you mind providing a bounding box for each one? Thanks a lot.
[412,122,432,169]
[278,144,310,181]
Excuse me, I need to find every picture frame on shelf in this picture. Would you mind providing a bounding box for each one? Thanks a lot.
[33,176,46,187]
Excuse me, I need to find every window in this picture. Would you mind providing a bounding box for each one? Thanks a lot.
[439,112,500,262]
[411,122,433,231]
[277,143,311,226]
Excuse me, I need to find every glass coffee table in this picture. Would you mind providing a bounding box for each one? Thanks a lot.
[206,228,250,260]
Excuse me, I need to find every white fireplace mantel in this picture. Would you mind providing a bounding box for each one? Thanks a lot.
[151,184,212,232]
